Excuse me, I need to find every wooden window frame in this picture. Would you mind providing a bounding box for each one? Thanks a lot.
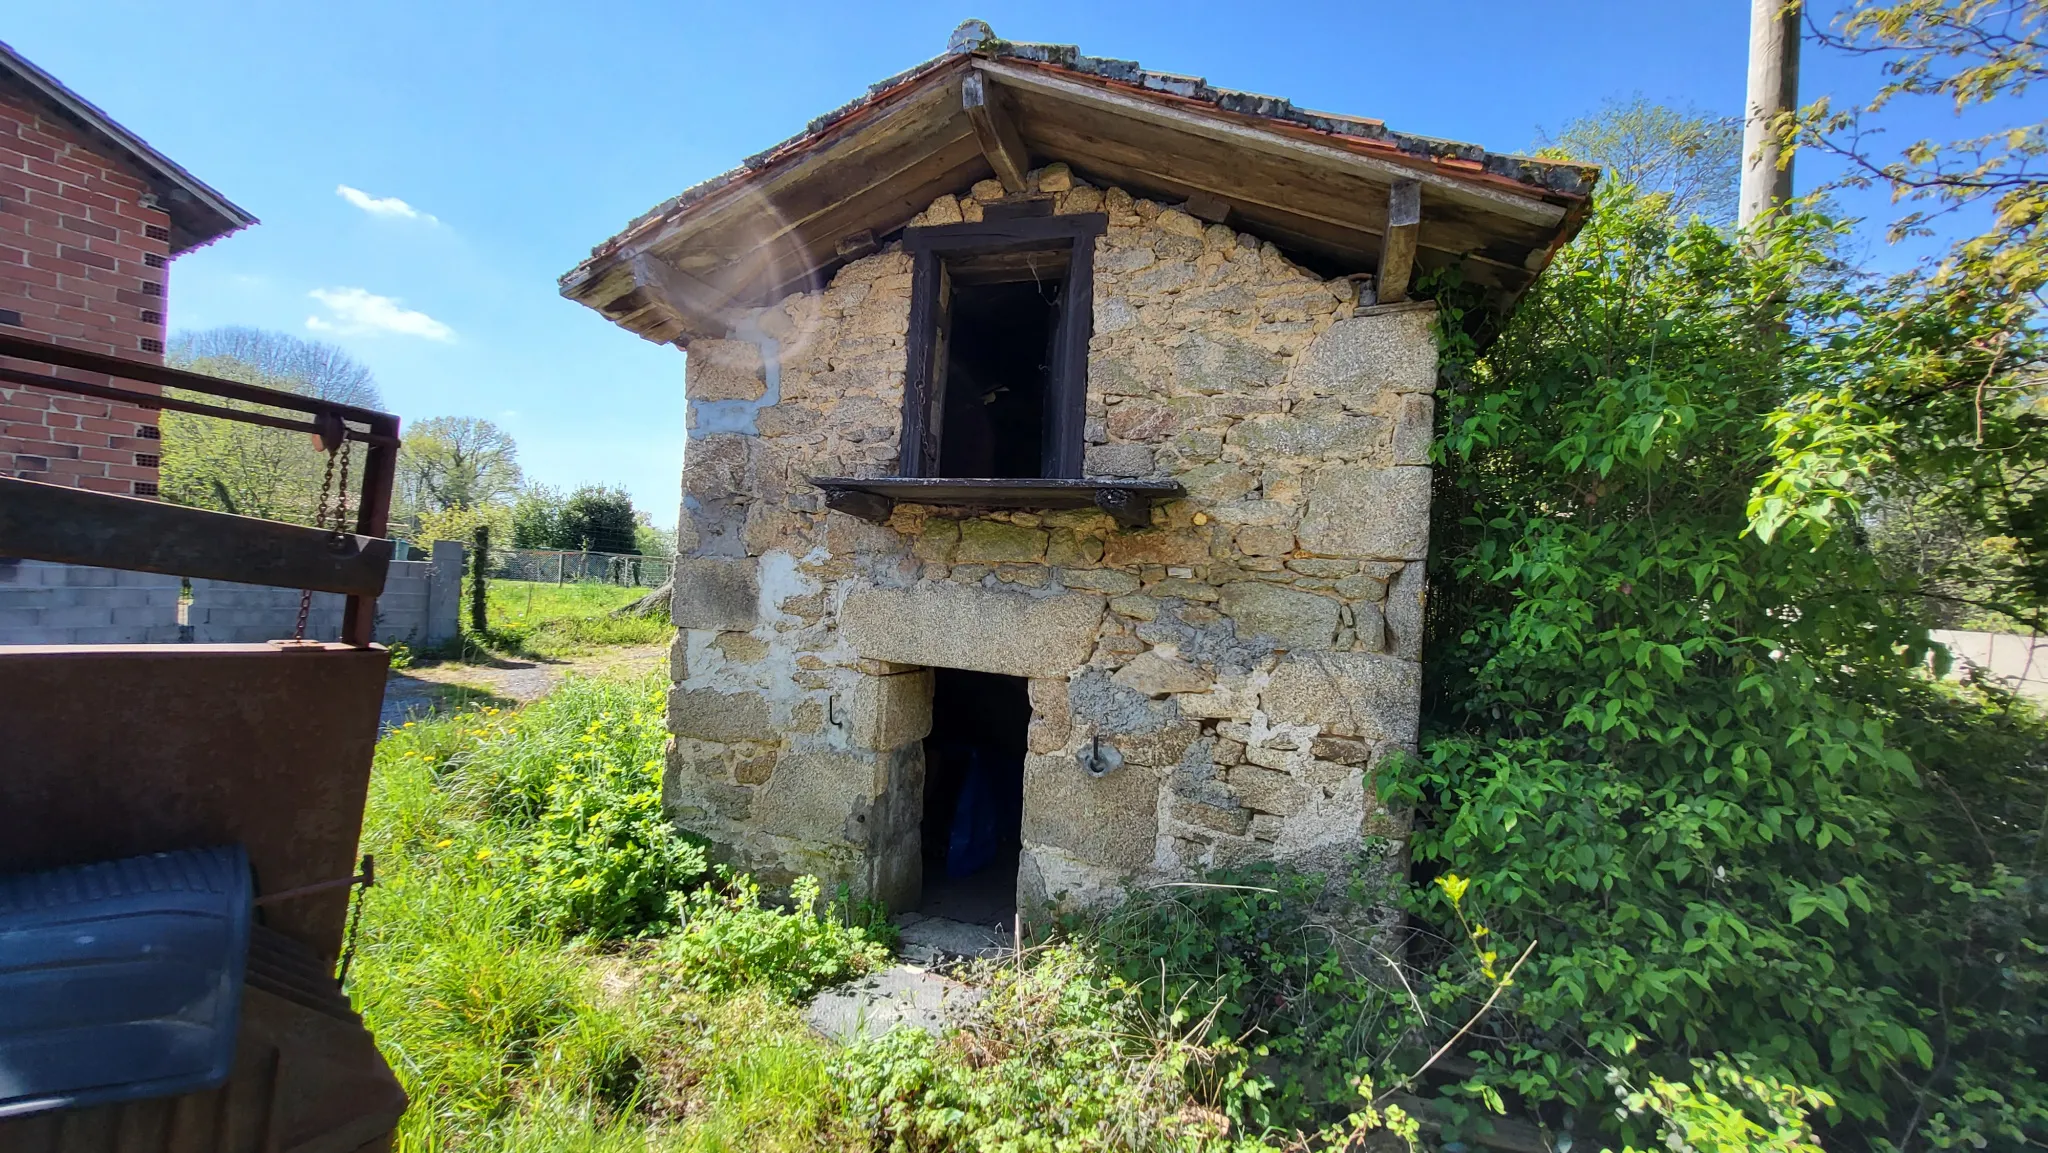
[897,212,1108,479]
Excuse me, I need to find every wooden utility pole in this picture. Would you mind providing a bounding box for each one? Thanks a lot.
[1738,0,1802,229]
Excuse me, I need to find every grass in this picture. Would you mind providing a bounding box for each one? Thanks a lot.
[351,672,1424,1153]
[434,579,671,662]
[352,675,874,1152]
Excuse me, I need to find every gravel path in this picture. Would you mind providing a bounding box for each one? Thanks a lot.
[379,644,666,728]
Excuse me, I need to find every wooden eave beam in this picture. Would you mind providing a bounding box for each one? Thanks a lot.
[1376,179,1421,303]
[962,71,1031,194]
[594,72,971,310]
[631,253,731,339]
[977,60,1567,229]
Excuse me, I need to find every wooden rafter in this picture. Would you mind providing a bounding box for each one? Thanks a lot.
[1376,180,1421,304]
[962,71,1031,194]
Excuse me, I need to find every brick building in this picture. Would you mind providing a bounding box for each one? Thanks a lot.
[564,24,1595,930]
[0,39,255,644]
[0,38,254,497]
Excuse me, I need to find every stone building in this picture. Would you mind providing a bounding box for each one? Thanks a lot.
[563,25,1595,920]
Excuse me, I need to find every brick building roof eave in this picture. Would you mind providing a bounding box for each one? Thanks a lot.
[0,39,258,255]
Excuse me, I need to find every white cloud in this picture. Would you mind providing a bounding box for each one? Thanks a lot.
[336,184,437,223]
[306,287,454,341]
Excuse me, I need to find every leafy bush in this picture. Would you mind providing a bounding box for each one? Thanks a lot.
[431,675,705,938]
[657,873,892,1002]
[355,721,654,1144]
[1074,864,1415,1132]
[836,944,1252,1152]
[1402,187,2048,1149]
[360,693,865,1152]
[522,692,705,937]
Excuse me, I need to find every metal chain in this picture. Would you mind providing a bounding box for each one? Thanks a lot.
[334,436,353,539]
[293,441,342,642]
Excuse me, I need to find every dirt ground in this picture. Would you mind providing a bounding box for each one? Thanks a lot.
[379,643,667,727]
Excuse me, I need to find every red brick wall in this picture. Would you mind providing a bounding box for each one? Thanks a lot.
[0,89,173,498]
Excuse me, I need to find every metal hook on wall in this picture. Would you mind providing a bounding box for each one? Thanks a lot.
[1079,733,1122,778]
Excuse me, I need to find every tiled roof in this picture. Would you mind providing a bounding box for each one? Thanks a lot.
[581,22,1595,269]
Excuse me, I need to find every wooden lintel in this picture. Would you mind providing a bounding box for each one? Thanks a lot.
[1376,179,1422,304]
[631,253,729,336]
[0,476,393,597]
[962,71,1031,194]
[835,229,878,259]
[1184,191,1231,225]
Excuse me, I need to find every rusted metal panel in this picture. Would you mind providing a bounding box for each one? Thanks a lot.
[0,644,389,961]
[0,477,393,598]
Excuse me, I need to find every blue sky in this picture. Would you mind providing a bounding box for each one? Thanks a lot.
[3,2,2011,529]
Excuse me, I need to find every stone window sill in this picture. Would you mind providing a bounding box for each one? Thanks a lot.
[808,476,1185,530]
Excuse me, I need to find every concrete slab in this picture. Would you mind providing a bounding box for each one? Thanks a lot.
[895,913,1014,966]
[803,963,984,1043]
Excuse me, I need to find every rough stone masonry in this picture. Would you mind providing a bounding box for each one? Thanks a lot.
[667,167,1435,917]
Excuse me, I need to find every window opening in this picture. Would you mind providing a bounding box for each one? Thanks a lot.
[919,668,1028,924]
[937,279,1061,478]
[898,211,1107,480]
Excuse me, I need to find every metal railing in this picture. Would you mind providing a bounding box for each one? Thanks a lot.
[484,547,673,588]
[0,331,402,647]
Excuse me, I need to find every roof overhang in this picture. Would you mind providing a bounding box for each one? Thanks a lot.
[562,30,1598,347]
[0,39,257,254]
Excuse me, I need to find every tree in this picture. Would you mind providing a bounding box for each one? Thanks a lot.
[634,517,676,558]
[557,485,640,554]
[160,328,383,523]
[1797,0,2048,294]
[511,485,566,549]
[397,417,522,515]
[1539,97,1743,225]
[170,326,382,407]
[1768,0,2048,629]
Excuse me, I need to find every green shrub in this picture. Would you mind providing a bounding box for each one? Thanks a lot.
[355,725,655,1142]
[1073,863,1415,1133]
[657,873,892,1002]
[521,689,706,937]
[430,675,706,938]
[836,944,1249,1152]
[1404,187,2048,1148]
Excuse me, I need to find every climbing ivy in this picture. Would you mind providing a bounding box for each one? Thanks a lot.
[1394,188,2048,1151]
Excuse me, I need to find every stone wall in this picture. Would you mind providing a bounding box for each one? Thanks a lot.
[668,168,1435,916]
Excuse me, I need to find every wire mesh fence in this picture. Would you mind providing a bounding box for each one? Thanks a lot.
[482,547,672,589]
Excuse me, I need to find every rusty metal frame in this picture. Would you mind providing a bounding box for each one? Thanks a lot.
[0,331,402,646]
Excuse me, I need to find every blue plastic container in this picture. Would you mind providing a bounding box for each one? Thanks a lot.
[0,845,252,1118]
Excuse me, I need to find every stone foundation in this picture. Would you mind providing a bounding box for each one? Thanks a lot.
[666,169,1435,915]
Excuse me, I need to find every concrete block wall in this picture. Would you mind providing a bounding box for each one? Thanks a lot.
[0,541,464,647]
[0,559,180,643]
[1932,629,2048,703]
[190,541,465,647]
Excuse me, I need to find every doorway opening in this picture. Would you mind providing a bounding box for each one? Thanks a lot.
[936,279,1062,478]
[919,667,1028,925]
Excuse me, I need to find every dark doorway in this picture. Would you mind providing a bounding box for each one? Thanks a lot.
[920,668,1029,924]
[936,279,1061,478]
